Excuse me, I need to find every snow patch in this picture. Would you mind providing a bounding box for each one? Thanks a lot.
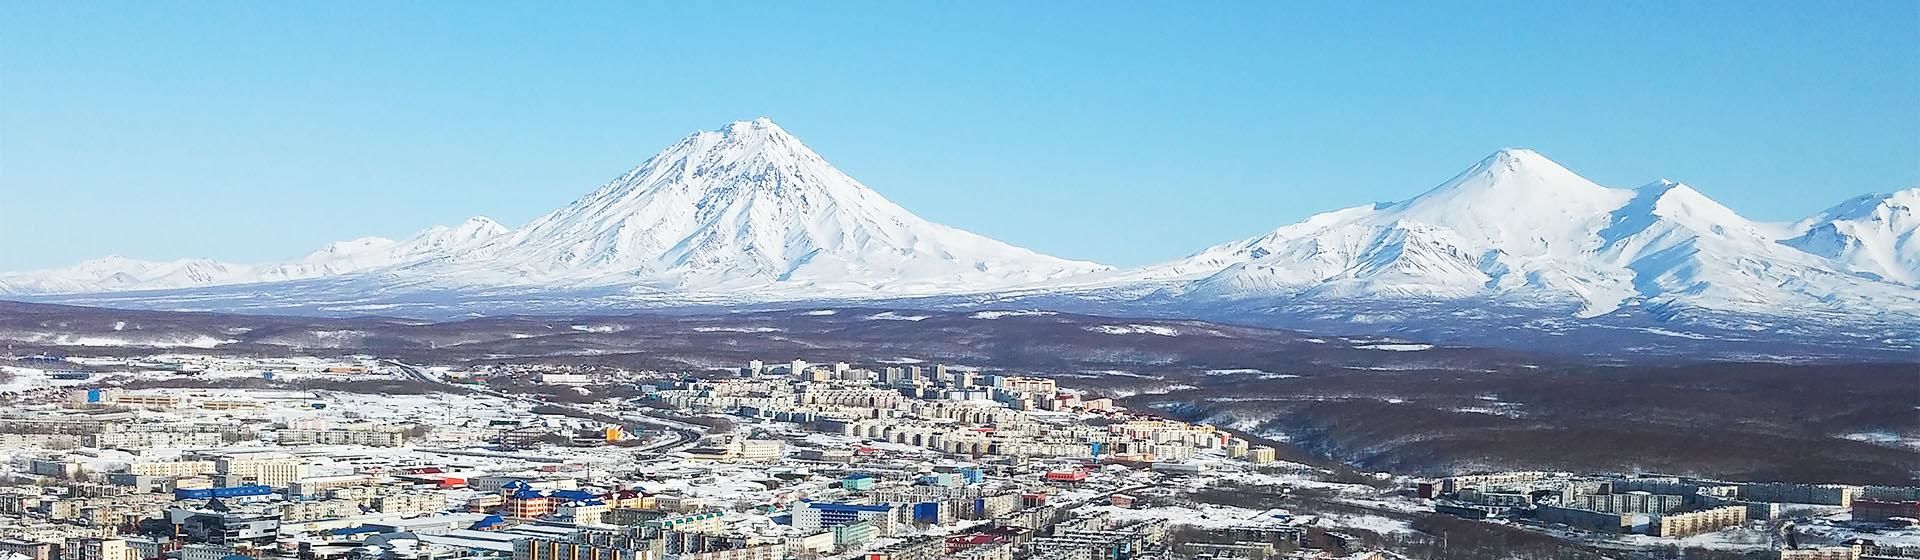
[969,309,1058,319]
[1088,324,1179,336]
[863,311,930,321]
[1357,343,1434,351]
[691,326,784,333]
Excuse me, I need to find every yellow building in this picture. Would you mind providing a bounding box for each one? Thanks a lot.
[213,454,309,487]
[1655,506,1747,537]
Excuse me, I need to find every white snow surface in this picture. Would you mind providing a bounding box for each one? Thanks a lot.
[0,119,1104,298]
[5,132,1919,328]
[1025,149,1920,320]
[1088,324,1180,336]
[1357,343,1434,351]
[0,217,507,294]
[1783,188,1920,285]
[968,309,1058,319]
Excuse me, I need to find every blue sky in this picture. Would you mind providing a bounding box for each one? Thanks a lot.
[2,2,1915,270]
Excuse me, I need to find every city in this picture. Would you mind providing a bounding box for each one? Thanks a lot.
[2,3,1914,560]
[1,353,1913,560]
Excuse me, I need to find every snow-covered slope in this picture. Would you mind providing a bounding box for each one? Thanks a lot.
[1036,149,1920,322]
[0,256,262,295]
[419,118,1107,293]
[1,119,1104,299]
[1782,188,1920,285]
[2,122,1916,342]
[0,217,507,295]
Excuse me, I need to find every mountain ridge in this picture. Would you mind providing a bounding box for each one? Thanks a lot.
[3,119,1916,354]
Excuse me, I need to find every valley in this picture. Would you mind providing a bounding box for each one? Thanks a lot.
[3,300,1912,488]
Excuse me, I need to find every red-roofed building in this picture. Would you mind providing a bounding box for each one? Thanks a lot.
[944,533,1003,553]
[1044,470,1086,483]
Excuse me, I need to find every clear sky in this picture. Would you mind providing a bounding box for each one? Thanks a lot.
[2,2,1915,270]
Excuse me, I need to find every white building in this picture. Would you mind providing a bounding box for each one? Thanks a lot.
[540,373,591,386]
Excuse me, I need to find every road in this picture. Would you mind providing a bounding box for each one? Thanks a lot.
[389,361,707,454]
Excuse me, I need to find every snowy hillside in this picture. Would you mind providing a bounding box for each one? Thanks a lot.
[1016,149,1920,323]
[0,217,507,294]
[1,119,1105,299]
[1783,188,1920,285]
[417,118,1108,293]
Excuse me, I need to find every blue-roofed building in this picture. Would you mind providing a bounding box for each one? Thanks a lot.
[548,489,599,502]
[792,500,902,535]
[470,514,507,530]
[329,525,382,536]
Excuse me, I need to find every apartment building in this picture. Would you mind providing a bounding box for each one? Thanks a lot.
[1738,483,1857,507]
[1535,505,1631,533]
[1575,492,1686,514]
[1442,472,1554,493]
[1852,499,1920,523]
[287,475,376,497]
[65,538,137,560]
[994,377,1057,396]
[794,501,905,536]
[277,424,407,447]
[126,461,216,477]
[85,431,225,449]
[210,454,309,487]
[1654,506,1747,537]
[371,493,446,515]
[860,536,943,560]
[512,531,663,560]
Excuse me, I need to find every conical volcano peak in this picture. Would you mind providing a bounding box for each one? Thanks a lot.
[458,215,506,230]
[723,116,787,136]
[1380,149,1617,227]
[699,117,802,146]
[659,118,830,176]
[1366,148,1636,257]
[435,117,1106,289]
[1448,148,1593,191]
[1483,147,1550,166]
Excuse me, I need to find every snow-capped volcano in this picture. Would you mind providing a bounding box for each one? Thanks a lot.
[0,119,1104,299]
[1170,149,1643,309]
[3,125,1917,351]
[432,117,1106,293]
[1048,149,1920,321]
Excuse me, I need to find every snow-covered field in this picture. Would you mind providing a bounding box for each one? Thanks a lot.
[1843,431,1920,451]
[1799,512,1920,548]
[1087,324,1179,336]
[1202,368,1301,379]
[968,310,1057,319]
[1091,502,1285,530]
[1357,343,1434,351]
[0,365,92,393]
[862,311,930,321]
